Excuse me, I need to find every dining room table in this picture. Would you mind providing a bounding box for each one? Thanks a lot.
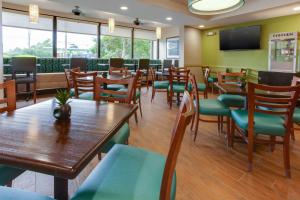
[0,99,137,200]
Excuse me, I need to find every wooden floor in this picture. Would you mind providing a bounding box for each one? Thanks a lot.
[11,89,300,200]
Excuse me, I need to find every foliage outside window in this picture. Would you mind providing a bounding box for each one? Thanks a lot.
[134,29,157,59]
[100,35,131,59]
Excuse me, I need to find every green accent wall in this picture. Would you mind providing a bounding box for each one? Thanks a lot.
[202,13,300,71]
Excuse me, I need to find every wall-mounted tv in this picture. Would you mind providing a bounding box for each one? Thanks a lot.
[219,25,261,51]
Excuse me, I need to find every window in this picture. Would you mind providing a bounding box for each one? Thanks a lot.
[100,25,132,59]
[166,37,180,59]
[2,11,53,58]
[57,19,97,58]
[134,29,157,59]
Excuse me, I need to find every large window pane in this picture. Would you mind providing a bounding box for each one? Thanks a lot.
[2,11,53,57]
[100,25,132,59]
[57,19,97,58]
[134,29,156,59]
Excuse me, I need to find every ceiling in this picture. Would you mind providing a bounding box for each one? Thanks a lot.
[3,0,300,29]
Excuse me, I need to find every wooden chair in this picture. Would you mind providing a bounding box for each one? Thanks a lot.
[189,74,231,142]
[71,71,97,100]
[168,67,190,109]
[230,82,300,177]
[217,72,245,84]
[70,58,87,72]
[288,76,300,141]
[138,59,150,90]
[0,80,25,186]
[132,70,143,121]
[149,67,169,103]
[71,91,195,200]
[64,67,80,97]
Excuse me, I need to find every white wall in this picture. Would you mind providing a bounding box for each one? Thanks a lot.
[159,26,180,59]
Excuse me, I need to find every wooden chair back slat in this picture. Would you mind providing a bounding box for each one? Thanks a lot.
[189,73,200,112]
[109,67,128,76]
[254,95,291,103]
[160,91,195,200]
[169,67,190,89]
[71,71,97,98]
[0,80,16,113]
[64,67,80,91]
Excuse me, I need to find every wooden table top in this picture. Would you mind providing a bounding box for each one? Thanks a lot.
[77,74,131,81]
[0,99,137,179]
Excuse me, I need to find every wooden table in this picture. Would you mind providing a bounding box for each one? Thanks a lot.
[77,74,131,82]
[0,99,137,200]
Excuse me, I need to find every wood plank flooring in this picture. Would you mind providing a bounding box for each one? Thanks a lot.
[11,89,300,200]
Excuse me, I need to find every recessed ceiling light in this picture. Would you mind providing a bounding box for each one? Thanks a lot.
[166,17,173,21]
[293,6,300,11]
[120,6,128,10]
[199,25,205,28]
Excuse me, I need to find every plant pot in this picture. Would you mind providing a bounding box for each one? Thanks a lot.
[53,104,71,121]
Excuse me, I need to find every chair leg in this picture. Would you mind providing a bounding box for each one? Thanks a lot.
[226,116,230,147]
[146,75,149,90]
[193,113,200,142]
[151,88,156,102]
[6,180,12,187]
[291,123,295,141]
[283,135,291,178]
[138,97,143,118]
[217,116,220,133]
[33,82,37,104]
[247,131,254,172]
[134,111,138,124]
[229,118,235,147]
[270,136,275,152]
[169,91,173,109]
[220,116,224,133]
[190,112,195,131]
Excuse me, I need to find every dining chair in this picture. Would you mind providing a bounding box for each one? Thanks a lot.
[71,91,195,200]
[230,82,300,177]
[11,57,37,104]
[202,66,217,94]
[0,80,25,187]
[189,74,231,142]
[173,59,179,68]
[138,59,150,90]
[168,67,190,109]
[71,71,97,100]
[188,67,210,99]
[156,59,173,80]
[217,72,246,108]
[149,67,170,103]
[288,76,300,141]
[64,67,81,97]
[70,57,87,72]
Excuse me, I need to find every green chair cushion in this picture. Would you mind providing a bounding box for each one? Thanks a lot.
[188,83,206,92]
[69,88,75,97]
[0,165,24,186]
[208,77,218,83]
[217,94,246,108]
[78,92,110,100]
[154,81,169,89]
[0,186,53,200]
[107,84,126,91]
[199,99,230,116]
[231,109,286,136]
[114,89,140,99]
[100,123,130,153]
[168,84,186,93]
[293,108,300,124]
[71,144,176,200]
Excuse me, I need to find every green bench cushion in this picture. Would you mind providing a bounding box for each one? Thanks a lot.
[0,186,53,200]
[71,144,176,200]
[0,165,24,186]
[199,99,230,116]
[231,109,286,136]
[154,81,169,89]
[217,94,246,108]
[101,123,130,153]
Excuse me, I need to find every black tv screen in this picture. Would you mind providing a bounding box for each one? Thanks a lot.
[220,26,261,50]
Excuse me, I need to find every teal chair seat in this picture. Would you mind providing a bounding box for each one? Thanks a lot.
[168,84,186,93]
[231,109,286,136]
[78,92,110,100]
[0,186,53,200]
[71,144,176,200]
[107,84,126,91]
[154,81,169,89]
[100,123,130,153]
[293,108,300,124]
[208,77,217,83]
[199,99,230,116]
[217,94,246,107]
[188,83,206,92]
[70,88,75,97]
[0,165,24,186]
[114,88,140,99]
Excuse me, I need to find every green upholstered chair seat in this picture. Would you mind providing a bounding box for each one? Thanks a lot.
[188,83,206,92]
[199,99,230,116]
[168,84,187,93]
[208,77,218,83]
[231,109,286,136]
[0,186,53,200]
[153,81,169,89]
[100,123,130,153]
[107,84,126,91]
[71,144,176,200]
[114,88,140,99]
[217,94,246,108]
[78,92,110,100]
[0,165,24,186]
[293,108,300,124]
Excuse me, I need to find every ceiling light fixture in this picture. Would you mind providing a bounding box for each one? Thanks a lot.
[293,6,300,11]
[199,25,205,28]
[166,17,173,21]
[29,4,39,23]
[120,6,128,10]
[156,27,162,39]
[188,0,245,15]
[108,18,115,33]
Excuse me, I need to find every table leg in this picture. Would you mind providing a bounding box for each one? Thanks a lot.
[54,177,68,200]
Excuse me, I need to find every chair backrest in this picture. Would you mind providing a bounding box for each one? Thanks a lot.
[138,59,150,70]
[163,60,173,71]
[0,80,16,113]
[247,82,300,137]
[189,73,200,113]
[203,68,211,87]
[11,57,37,79]
[201,66,209,76]
[109,58,124,68]
[173,60,179,68]
[64,67,81,90]
[149,68,156,83]
[95,76,136,103]
[70,58,87,72]
[241,68,248,74]
[71,71,97,98]
[109,67,129,76]
[217,72,245,84]
[160,91,195,200]
[169,67,190,90]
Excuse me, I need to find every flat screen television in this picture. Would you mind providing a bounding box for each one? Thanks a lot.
[219,25,261,50]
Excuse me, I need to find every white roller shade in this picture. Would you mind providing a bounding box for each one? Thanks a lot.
[2,11,52,31]
[57,18,97,35]
[101,25,131,38]
[134,29,156,41]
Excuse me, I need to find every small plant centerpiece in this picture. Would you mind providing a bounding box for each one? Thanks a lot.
[239,74,248,89]
[53,89,71,121]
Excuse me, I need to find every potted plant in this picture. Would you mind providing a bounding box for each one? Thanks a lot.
[53,89,71,121]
